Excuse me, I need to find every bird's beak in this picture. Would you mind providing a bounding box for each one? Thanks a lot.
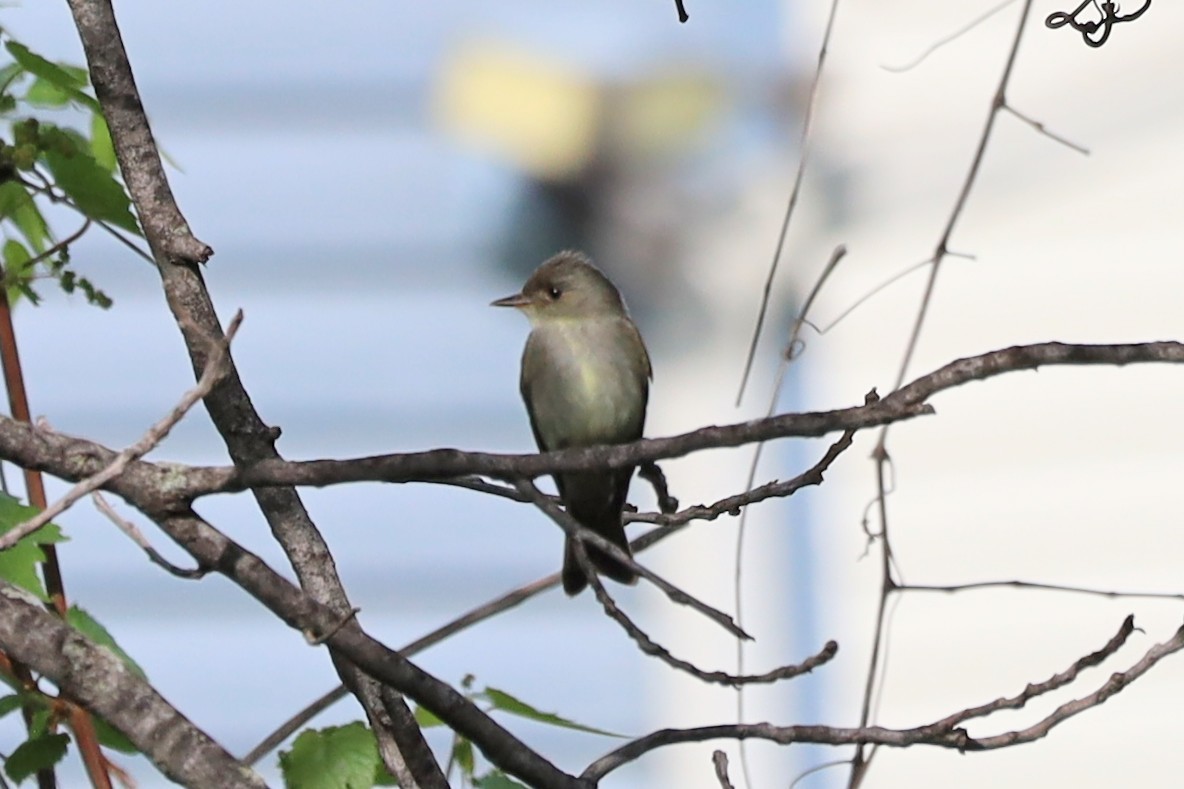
[491,292,531,308]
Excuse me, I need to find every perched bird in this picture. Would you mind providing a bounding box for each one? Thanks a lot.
[492,251,651,595]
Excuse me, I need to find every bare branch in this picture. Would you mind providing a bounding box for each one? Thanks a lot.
[513,478,752,641]
[222,340,1184,493]
[92,492,207,579]
[712,750,735,789]
[935,615,1137,728]
[0,310,241,551]
[0,579,265,787]
[0,341,1177,515]
[901,580,1184,602]
[582,618,1184,781]
[245,427,852,763]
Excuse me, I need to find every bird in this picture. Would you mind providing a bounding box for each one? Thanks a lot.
[492,251,651,595]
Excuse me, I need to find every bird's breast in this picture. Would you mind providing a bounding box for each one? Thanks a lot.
[523,318,647,449]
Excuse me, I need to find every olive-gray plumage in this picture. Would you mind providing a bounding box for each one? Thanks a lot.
[492,251,650,595]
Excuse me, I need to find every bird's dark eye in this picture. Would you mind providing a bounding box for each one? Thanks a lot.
[548,286,562,300]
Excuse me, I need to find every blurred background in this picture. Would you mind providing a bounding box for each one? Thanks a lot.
[3,0,1184,786]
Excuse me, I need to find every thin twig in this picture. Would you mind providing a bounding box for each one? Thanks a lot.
[736,0,843,405]
[2,219,91,274]
[817,256,938,335]
[848,442,896,788]
[513,478,753,641]
[580,549,838,687]
[882,0,1020,72]
[244,432,858,762]
[92,492,207,579]
[1002,104,1090,154]
[0,310,242,551]
[857,4,1039,785]
[901,580,1184,601]
[581,618,1184,781]
[936,615,1136,727]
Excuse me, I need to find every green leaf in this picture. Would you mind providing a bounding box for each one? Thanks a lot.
[77,277,113,309]
[372,760,398,786]
[452,737,474,778]
[28,706,51,738]
[90,112,116,172]
[474,772,529,789]
[0,62,25,95]
[0,693,23,718]
[0,492,67,602]
[42,147,139,234]
[25,76,73,108]
[4,41,97,111]
[0,180,50,253]
[2,238,30,271]
[3,238,31,306]
[5,733,69,783]
[480,688,623,737]
[413,705,444,728]
[16,281,40,305]
[67,606,147,679]
[279,722,379,789]
[91,715,138,755]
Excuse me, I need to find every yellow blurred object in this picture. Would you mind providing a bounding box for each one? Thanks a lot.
[609,72,721,158]
[435,41,602,181]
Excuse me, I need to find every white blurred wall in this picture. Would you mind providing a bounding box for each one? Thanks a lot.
[645,2,1184,787]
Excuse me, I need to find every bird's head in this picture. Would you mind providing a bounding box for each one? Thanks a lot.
[491,251,626,324]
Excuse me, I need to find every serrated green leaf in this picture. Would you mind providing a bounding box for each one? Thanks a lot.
[0,539,49,599]
[480,688,623,737]
[42,148,139,234]
[0,180,50,253]
[0,493,67,544]
[5,732,69,783]
[4,41,97,112]
[0,492,68,601]
[67,606,147,679]
[279,722,379,789]
[91,715,138,754]
[413,705,444,728]
[90,112,116,172]
[474,772,529,789]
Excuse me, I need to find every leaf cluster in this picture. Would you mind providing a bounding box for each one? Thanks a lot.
[0,493,143,783]
[280,677,621,788]
[0,30,134,309]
